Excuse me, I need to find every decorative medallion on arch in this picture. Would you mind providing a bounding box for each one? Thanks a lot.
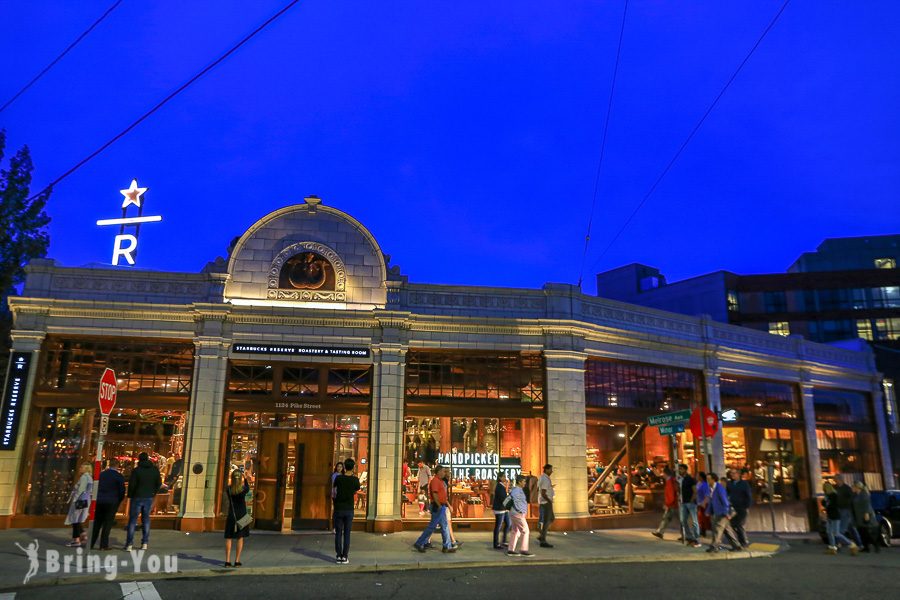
[267,242,347,302]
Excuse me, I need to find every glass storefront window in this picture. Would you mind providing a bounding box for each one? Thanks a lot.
[720,377,800,419]
[584,360,702,411]
[39,339,194,394]
[723,427,807,503]
[813,388,872,424]
[228,364,274,395]
[405,352,544,404]
[816,428,883,490]
[401,416,545,520]
[22,407,187,516]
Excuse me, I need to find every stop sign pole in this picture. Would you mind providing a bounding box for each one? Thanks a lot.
[88,368,117,552]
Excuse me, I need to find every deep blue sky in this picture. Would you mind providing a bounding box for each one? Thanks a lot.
[2,1,898,293]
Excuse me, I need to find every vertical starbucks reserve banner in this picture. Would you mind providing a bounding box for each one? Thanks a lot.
[231,343,370,358]
[1,352,32,451]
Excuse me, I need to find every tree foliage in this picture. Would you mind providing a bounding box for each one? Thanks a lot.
[0,130,51,307]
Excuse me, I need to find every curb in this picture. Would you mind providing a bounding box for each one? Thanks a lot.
[0,546,783,592]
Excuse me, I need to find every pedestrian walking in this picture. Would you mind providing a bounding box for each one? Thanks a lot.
[705,472,741,553]
[441,468,463,548]
[726,468,753,548]
[125,452,162,551]
[413,465,456,553]
[64,463,93,547]
[491,472,511,549]
[91,458,126,550]
[417,461,432,516]
[651,467,679,540]
[537,464,555,548]
[833,475,862,547]
[696,471,710,537]
[507,475,534,557]
[677,463,701,547]
[333,458,360,564]
[224,469,251,567]
[822,482,857,555]
[851,481,881,553]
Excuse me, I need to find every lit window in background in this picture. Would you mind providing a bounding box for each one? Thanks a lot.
[727,290,740,312]
[874,258,896,269]
[856,319,874,341]
[768,321,790,337]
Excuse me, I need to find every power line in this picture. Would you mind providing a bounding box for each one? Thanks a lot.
[27,0,302,202]
[0,0,124,115]
[577,0,629,288]
[590,0,791,274]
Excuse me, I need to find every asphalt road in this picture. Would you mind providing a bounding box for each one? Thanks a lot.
[8,541,899,600]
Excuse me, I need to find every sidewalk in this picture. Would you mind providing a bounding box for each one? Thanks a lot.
[0,527,784,590]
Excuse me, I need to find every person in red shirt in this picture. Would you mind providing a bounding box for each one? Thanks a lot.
[651,467,680,540]
[413,465,457,552]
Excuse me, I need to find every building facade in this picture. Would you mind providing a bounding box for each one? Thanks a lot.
[0,199,891,534]
[596,235,900,485]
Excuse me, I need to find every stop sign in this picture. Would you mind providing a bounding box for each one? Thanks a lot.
[689,406,719,439]
[98,368,118,416]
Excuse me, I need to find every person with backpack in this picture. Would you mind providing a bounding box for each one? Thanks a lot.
[822,481,857,555]
[726,468,753,548]
[491,472,511,549]
[651,467,679,540]
[705,472,741,553]
[125,452,161,551]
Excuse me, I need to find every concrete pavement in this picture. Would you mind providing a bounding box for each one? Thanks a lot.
[0,527,783,591]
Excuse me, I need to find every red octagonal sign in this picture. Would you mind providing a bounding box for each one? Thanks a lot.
[98,368,118,416]
[689,406,719,439]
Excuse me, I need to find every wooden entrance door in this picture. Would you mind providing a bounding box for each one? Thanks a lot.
[291,431,334,530]
[254,429,289,531]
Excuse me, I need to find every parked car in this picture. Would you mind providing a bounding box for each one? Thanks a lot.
[817,489,900,547]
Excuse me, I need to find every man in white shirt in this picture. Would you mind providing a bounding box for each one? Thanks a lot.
[537,464,555,548]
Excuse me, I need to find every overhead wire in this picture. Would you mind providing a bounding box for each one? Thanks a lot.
[0,0,124,115]
[577,0,630,288]
[589,0,792,274]
[26,0,303,202]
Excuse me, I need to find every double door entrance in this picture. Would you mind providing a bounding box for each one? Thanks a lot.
[254,430,334,531]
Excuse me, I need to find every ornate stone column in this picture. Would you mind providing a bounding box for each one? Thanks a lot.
[543,347,590,529]
[703,370,727,477]
[367,342,407,532]
[870,378,897,489]
[799,376,823,497]
[0,330,45,528]
[179,336,229,531]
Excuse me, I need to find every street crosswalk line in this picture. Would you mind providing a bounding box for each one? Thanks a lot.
[120,581,162,600]
[0,593,15,600]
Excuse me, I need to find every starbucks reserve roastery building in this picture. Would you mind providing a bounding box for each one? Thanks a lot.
[1,197,894,533]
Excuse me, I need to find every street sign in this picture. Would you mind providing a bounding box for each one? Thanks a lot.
[89,368,116,552]
[98,368,118,416]
[647,409,691,427]
[689,406,719,439]
[659,422,686,436]
[720,408,741,423]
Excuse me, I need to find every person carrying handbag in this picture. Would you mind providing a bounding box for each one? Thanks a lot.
[65,463,93,547]
[224,470,251,567]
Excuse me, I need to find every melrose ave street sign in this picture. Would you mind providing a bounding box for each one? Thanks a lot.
[647,409,691,427]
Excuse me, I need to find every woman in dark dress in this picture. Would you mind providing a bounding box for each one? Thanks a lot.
[224,470,250,567]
